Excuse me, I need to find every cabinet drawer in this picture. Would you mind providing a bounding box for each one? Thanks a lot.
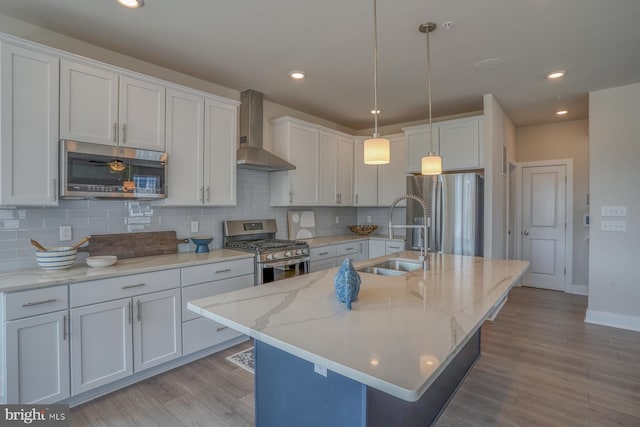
[5,285,68,321]
[336,242,361,257]
[310,245,337,261]
[181,258,254,287]
[182,317,244,356]
[70,269,180,307]
[310,258,336,273]
[385,240,405,254]
[182,274,253,322]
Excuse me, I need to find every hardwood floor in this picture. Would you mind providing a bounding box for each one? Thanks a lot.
[71,287,640,426]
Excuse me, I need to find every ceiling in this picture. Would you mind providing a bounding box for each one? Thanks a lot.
[1,0,639,130]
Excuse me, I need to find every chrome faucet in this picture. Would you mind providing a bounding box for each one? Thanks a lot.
[388,194,430,271]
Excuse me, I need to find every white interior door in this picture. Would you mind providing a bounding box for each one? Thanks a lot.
[521,165,567,291]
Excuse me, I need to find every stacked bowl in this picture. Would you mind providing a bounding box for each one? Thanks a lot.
[35,247,77,270]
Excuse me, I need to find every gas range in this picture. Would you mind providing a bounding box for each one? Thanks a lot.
[223,219,310,285]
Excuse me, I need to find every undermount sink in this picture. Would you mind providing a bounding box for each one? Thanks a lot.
[357,258,423,276]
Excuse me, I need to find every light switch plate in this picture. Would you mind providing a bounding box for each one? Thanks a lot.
[190,221,199,233]
[313,363,327,377]
[59,225,72,241]
[601,220,626,232]
[601,206,627,217]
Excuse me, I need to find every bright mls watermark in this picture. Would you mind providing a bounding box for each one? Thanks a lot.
[1,405,69,426]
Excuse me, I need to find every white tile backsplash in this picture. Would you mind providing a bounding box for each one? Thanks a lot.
[0,169,358,272]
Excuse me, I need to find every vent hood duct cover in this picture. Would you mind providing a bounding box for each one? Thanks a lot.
[237,89,295,172]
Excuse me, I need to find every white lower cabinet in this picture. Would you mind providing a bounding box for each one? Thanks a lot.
[368,240,386,259]
[181,258,254,355]
[5,311,70,403]
[309,241,366,272]
[385,240,405,255]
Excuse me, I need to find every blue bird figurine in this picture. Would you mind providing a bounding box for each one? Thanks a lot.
[334,258,361,310]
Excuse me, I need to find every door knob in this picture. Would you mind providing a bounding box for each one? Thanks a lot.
[523,230,529,236]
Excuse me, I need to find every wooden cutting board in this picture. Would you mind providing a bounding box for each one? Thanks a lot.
[79,231,189,259]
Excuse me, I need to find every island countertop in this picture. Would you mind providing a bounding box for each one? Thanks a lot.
[188,252,529,402]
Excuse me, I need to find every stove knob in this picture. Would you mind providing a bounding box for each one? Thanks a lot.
[270,253,278,260]
[284,251,292,257]
[295,249,302,256]
[265,254,273,260]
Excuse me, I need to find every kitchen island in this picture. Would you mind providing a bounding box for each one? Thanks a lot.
[188,252,529,427]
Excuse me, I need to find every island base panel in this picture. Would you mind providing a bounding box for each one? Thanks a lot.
[254,330,480,427]
[367,330,480,426]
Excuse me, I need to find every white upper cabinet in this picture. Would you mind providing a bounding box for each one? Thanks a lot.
[271,118,320,206]
[204,98,237,206]
[353,138,378,206]
[60,60,166,151]
[160,88,238,206]
[438,117,482,171]
[271,117,352,207]
[378,134,407,206]
[403,116,483,173]
[0,43,59,206]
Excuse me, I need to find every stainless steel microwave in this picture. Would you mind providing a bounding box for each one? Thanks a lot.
[60,140,167,199]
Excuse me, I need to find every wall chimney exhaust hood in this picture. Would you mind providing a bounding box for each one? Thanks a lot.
[237,89,295,172]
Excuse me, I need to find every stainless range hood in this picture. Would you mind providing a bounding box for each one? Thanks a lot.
[237,89,295,172]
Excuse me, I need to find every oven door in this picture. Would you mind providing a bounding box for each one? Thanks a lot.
[257,257,310,285]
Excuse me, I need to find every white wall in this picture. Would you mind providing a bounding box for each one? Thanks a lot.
[516,120,589,291]
[587,82,640,332]
[483,94,512,259]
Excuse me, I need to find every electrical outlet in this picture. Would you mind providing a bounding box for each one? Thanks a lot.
[335,216,340,224]
[601,206,627,217]
[190,220,199,233]
[366,216,372,224]
[313,363,327,377]
[59,225,72,241]
[601,220,626,232]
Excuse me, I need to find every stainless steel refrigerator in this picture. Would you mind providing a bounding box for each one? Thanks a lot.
[406,173,484,256]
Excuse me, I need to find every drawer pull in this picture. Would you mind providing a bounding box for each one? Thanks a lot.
[215,268,232,274]
[63,315,67,341]
[388,246,401,249]
[136,300,141,322]
[318,252,329,256]
[122,283,146,290]
[22,298,57,308]
[127,301,132,324]
[344,247,355,251]
[216,326,228,332]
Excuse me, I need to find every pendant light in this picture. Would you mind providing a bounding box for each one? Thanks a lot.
[363,0,390,165]
[419,22,442,175]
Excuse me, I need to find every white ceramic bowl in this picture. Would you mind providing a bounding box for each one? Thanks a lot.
[35,247,77,270]
[86,256,117,268]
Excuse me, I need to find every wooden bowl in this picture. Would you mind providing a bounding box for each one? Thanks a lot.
[348,225,378,236]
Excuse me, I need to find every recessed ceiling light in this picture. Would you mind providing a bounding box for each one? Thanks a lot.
[117,0,144,8]
[545,70,566,79]
[370,109,381,114]
[289,71,306,80]
[556,110,568,115]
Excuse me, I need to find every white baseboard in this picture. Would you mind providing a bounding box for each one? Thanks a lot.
[585,309,640,332]
[568,284,588,296]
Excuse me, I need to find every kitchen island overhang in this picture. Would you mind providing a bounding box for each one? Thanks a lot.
[188,252,529,426]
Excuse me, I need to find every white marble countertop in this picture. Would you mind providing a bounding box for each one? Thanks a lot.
[188,251,529,402]
[0,249,253,293]
[302,234,404,247]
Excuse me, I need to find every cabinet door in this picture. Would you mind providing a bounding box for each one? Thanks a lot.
[405,126,439,174]
[204,98,237,206]
[353,140,378,206]
[70,299,133,395]
[368,240,386,259]
[288,124,319,205]
[60,60,118,145]
[438,119,480,170]
[1,44,59,206]
[318,132,338,205]
[163,88,205,205]
[5,311,70,403]
[337,136,354,205]
[133,289,181,372]
[118,75,166,151]
[378,135,407,206]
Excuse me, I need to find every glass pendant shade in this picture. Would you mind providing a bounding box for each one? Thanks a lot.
[364,137,390,164]
[421,152,442,175]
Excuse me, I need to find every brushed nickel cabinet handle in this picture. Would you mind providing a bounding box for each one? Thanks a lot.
[122,123,127,144]
[22,298,57,308]
[215,268,232,274]
[136,300,141,322]
[127,301,132,324]
[318,252,329,256]
[199,187,204,201]
[63,315,67,341]
[206,187,211,202]
[355,194,359,205]
[289,191,293,204]
[122,283,146,290]
[52,179,57,202]
[216,326,228,332]
[113,122,118,144]
[344,247,354,251]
